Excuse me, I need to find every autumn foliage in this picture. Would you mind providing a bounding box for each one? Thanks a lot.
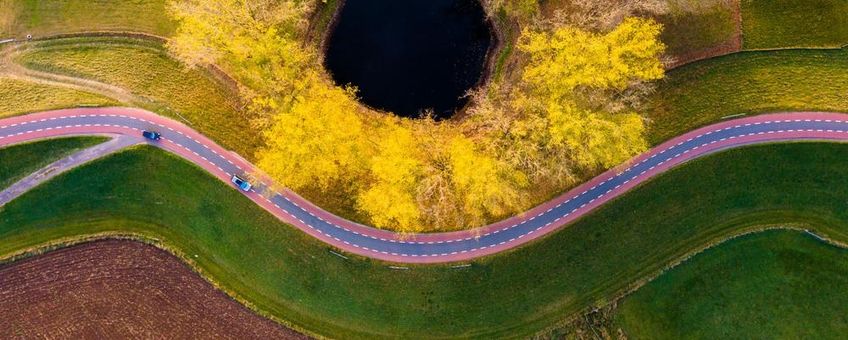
[516,17,664,169]
[168,0,665,232]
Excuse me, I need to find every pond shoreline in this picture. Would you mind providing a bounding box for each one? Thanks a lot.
[318,0,509,121]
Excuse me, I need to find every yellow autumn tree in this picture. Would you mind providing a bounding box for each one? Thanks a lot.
[515,17,664,169]
[519,17,664,92]
[256,84,370,190]
[167,0,314,96]
[170,0,373,191]
[357,120,423,232]
[449,136,528,226]
[544,103,648,168]
[169,1,667,232]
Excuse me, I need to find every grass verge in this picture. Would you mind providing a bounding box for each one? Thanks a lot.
[0,136,107,189]
[646,47,848,144]
[0,77,115,118]
[0,0,175,39]
[4,142,848,338]
[616,229,848,338]
[741,0,848,49]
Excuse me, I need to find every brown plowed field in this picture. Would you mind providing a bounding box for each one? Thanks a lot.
[0,239,308,339]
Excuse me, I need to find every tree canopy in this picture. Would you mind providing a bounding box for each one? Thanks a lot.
[168,0,666,232]
[516,17,664,169]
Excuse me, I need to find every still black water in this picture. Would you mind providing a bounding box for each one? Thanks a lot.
[324,0,493,119]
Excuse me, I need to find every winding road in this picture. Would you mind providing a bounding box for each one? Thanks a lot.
[2,107,848,263]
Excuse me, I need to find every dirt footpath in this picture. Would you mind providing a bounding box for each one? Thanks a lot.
[0,239,308,339]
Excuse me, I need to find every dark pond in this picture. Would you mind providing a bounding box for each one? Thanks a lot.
[324,0,493,119]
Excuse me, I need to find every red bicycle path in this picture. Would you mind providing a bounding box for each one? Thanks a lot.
[2,107,847,263]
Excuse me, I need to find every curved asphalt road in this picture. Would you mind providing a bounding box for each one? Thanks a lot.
[2,107,848,263]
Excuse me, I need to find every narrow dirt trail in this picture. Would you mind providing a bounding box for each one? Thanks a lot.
[0,42,144,104]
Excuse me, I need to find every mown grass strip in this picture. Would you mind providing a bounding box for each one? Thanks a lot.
[616,229,848,338]
[0,0,175,39]
[647,47,848,144]
[3,142,848,338]
[0,77,116,118]
[0,136,107,190]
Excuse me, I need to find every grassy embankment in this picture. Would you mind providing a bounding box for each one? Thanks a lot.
[0,0,176,144]
[646,47,848,144]
[305,0,341,47]
[5,142,848,339]
[10,37,259,157]
[616,230,848,338]
[0,0,175,38]
[643,0,848,142]
[1,0,258,156]
[0,78,115,118]
[643,0,848,62]
[741,0,848,49]
[0,137,107,189]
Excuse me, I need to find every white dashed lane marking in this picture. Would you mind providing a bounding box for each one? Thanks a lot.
[1,114,846,258]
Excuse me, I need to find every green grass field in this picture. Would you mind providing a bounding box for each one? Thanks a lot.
[0,0,175,38]
[655,0,848,60]
[14,37,261,157]
[0,77,115,118]
[0,137,106,189]
[646,47,848,144]
[616,230,848,338]
[741,0,848,49]
[4,142,848,338]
